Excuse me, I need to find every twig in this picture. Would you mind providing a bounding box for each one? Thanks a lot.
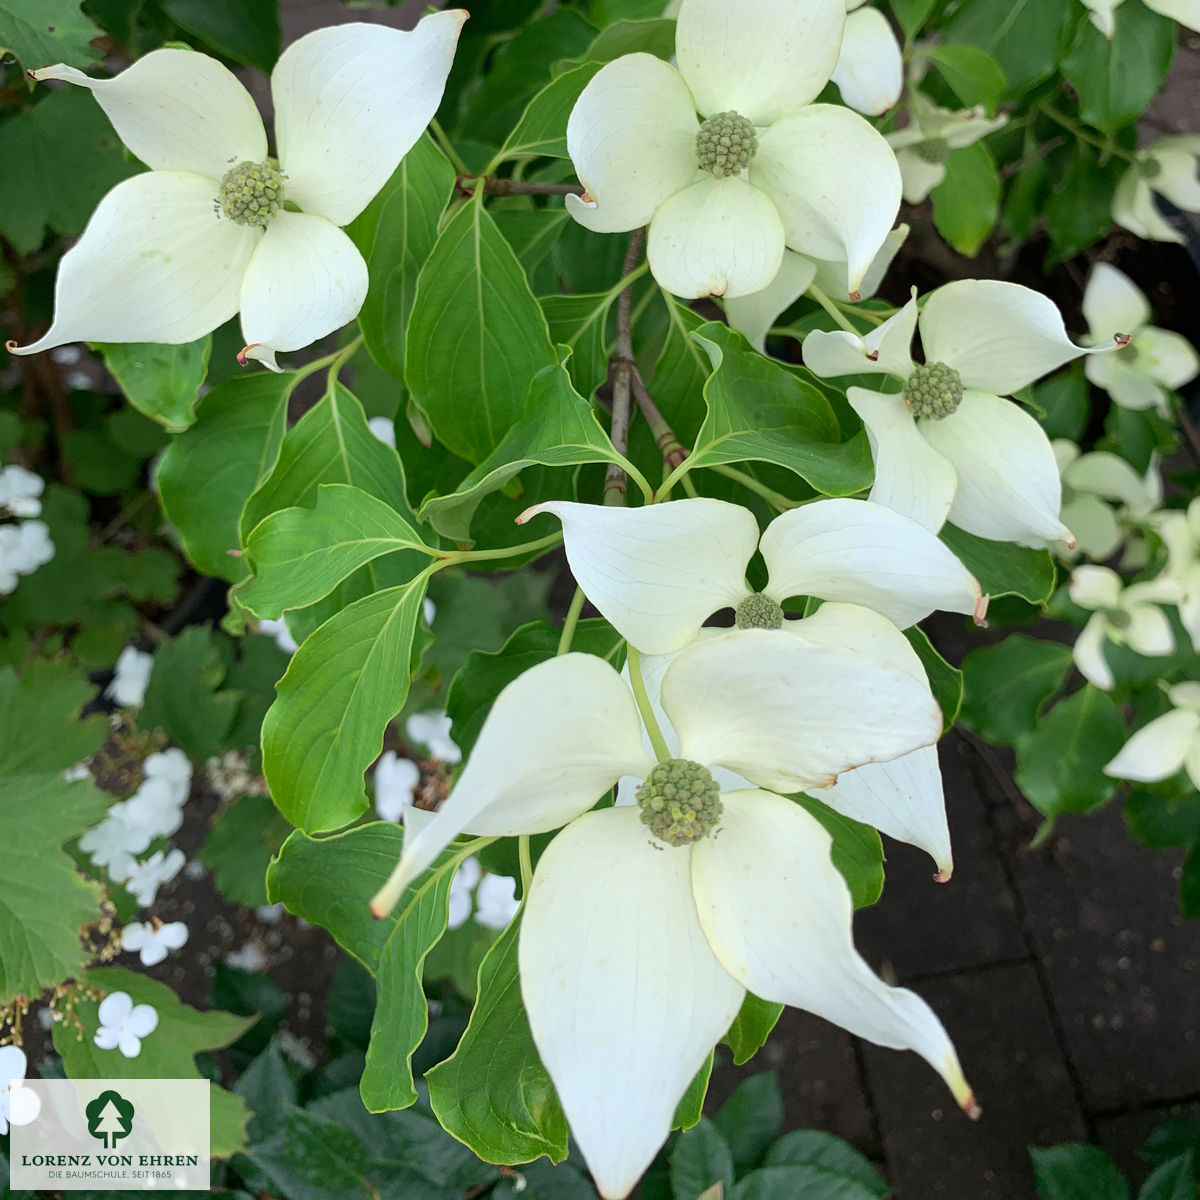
[603,228,647,505]
[630,370,688,474]
[476,177,584,197]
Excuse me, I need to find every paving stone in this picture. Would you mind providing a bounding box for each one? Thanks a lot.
[1094,1102,1200,1186]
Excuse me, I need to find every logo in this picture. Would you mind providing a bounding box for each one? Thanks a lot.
[84,1091,134,1150]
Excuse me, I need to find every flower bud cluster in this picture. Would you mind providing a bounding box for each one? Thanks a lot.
[903,361,964,420]
[219,160,285,228]
[696,111,758,178]
[635,758,722,846]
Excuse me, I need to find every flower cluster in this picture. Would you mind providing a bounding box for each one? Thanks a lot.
[0,464,54,595]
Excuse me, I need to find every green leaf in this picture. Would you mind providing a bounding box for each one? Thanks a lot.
[0,0,99,70]
[713,1072,785,1173]
[931,140,1000,257]
[1030,1143,1131,1200]
[1044,144,1124,265]
[890,0,936,38]
[939,523,1056,604]
[1015,687,1127,817]
[427,915,569,1164]
[689,324,873,496]
[157,372,290,581]
[345,135,456,381]
[1034,364,1091,442]
[1125,791,1200,850]
[1137,1154,1195,1200]
[1139,1120,1200,1168]
[55,966,254,1157]
[0,773,106,1002]
[941,0,1075,96]
[200,794,292,908]
[405,199,560,464]
[1061,4,1175,134]
[541,291,618,398]
[764,1130,890,1196]
[960,635,1073,746]
[0,658,106,775]
[924,44,1007,109]
[794,794,885,909]
[671,1117,735,1200]
[498,61,603,160]
[96,337,211,433]
[723,993,784,1067]
[239,484,432,620]
[906,626,963,731]
[562,17,676,67]
[262,579,429,831]
[267,823,459,1112]
[1181,840,1200,920]
[162,0,280,72]
[732,1165,886,1200]
[675,1054,713,1132]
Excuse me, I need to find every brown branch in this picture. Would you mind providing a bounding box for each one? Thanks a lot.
[603,227,647,505]
[631,369,688,474]
[461,176,585,197]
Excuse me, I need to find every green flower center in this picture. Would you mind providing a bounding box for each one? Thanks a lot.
[735,592,784,630]
[636,759,722,847]
[914,137,950,165]
[219,159,285,229]
[903,361,964,421]
[696,111,758,178]
[1140,158,1163,180]
[1105,607,1132,631]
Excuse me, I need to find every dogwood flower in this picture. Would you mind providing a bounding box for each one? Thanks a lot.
[1079,0,1200,37]
[886,100,1008,204]
[125,848,186,907]
[406,710,462,764]
[1053,441,1161,561]
[0,1046,40,1134]
[106,646,153,708]
[1069,565,1181,690]
[1082,264,1199,414]
[122,920,189,966]
[0,465,44,518]
[568,0,901,300]
[803,281,1124,546]
[370,641,968,1199]
[94,992,158,1058]
[374,750,421,823]
[1104,683,1200,789]
[831,0,903,116]
[1155,499,1200,649]
[1112,137,1200,244]
[6,13,466,371]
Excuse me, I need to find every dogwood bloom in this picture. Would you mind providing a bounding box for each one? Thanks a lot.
[1082,264,1199,414]
[94,992,158,1058]
[831,0,903,116]
[0,1046,40,1134]
[1053,441,1161,561]
[1104,683,1200,789]
[125,848,186,907]
[0,520,54,594]
[803,281,1124,547]
[7,13,465,371]
[568,0,901,300]
[0,465,44,517]
[106,646,153,708]
[374,750,421,823]
[887,100,1007,204]
[122,920,189,966]
[1113,137,1200,244]
[1069,565,1180,690]
[1079,0,1200,37]
[1155,499,1200,650]
[406,710,461,764]
[370,641,968,1199]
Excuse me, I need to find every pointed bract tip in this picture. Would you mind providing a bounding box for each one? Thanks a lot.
[447,8,470,26]
[1114,332,1131,347]
[848,290,861,302]
[4,339,19,353]
[236,343,258,367]
[933,865,953,884]
[962,1092,982,1121]
[515,501,554,527]
[973,592,991,628]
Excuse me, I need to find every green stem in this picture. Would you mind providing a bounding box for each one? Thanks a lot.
[284,335,363,396]
[807,284,861,336]
[558,586,586,655]
[627,645,671,761]
[325,335,364,395]
[430,118,471,176]
[710,464,802,512]
[437,531,563,565]
[1036,102,1137,163]
[518,835,533,896]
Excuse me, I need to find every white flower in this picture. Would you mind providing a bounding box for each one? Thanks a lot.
[143,748,192,801]
[1069,565,1181,690]
[124,848,186,907]
[886,100,1007,204]
[803,281,1124,547]
[110,781,184,841]
[448,856,482,930]
[121,920,189,966]
[6,13,466,371]
[370,642,968,1200]
[374,750,421,823]
[831,0,903,117]
[79,812,152,882]
[1053,440,1161,561]
[0,464,45,517]
[367,416,397,448]
[106,646,153,708]
[257,617,299,655]
[63,762,93,782]
[424,597,437,626]
[406,710,461,765]
[1112,137,1200,244]
[1104,683,1200,788]
[568,0,901,300]
[224,941,269,972]
[1079,0,1200,38]
[0,1045,41,1134]
[1155,499,1200,650]
[1081,264,1199,414]
[0,519,55,594]
[94,992,158,1058]
[474,872,520,930]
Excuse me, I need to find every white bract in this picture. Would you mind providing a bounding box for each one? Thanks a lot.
[257,617,299,655]
[369,641,968,1200]
[0,464,44,517]
[1079,0,1200,37]
[7,13,466,371]
[1155,499,1200,650]
[568,0,901,300]
[0,1046,40,1135]
[1104,683,1200,789]
[803,281,1123,547]
[832,0,903,117]
[886,100,1007,204]
[0,519,55,595]
[1053,440,1161,561]
[122,920,189,966]
[406,710,461,764]
[125,848,186,907]
[1113,137,1200,244]
[94,992,158,1058]
[106,646,153,708]
[1082,264,1199,414]
[374,750,421,823]
[1069,565,1181,690]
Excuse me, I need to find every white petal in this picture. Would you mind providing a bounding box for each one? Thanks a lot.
[918,392,1072,548]
[723,250,816,352]
[272,13,465,227]
[370,654,654,916]
[1080,0,1121,36]
[809,222,908,303]
[238,212,368,369]
[675,0,845,122]
[33,50,265,179]
[118,1033,143,1058]
[1070,565,1123,611]
[1061,495,1120,560]
[1170,682,1200,712]
[918,280,1112,396]
[831,7,903,117]
[1104,710,1200,781]
[847,387,958,533]
[7,173,258,356]
[648,176,785,300]
[121,923,150,952]
[518,499,759,654]
[1082,264,1149,343]
[1137,328,1200,390]
[565,54,700,235]
[1073,614,1115,691]
[803,293,917,380]
[1063,451,1160,516]
[664,615,941,792]
[0,1046,26,1086]
[1113,168,1183,244]
[126,1004,159,1038]
[7,1085,40,1128]
[1150,139,1200,210]
[692,790,975,1111]
[1124,603,1175,658]
[159,922,189,951]
[1086,352,1168,412]
[520,808,744,1200]
[93,1028,121,1051]
[752,106,902,294]
[97,992,133,1027]
[896,150,947,205]
[814,745,953,878]
[760,498,986,627]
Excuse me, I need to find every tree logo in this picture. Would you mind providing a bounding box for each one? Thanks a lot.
[84,1090,135,1149]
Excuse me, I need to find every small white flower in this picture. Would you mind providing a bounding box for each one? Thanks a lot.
[121,920,189,966]
[374,750,421,823]
[0,1045,41,1134]
[79,812,152,882]
[1105,682,1200,788]
[143,747,192,797]
[63,762,93,782]
[224,941,269,972]
[406,710,461,765]
[0,464,45,518]
[475,872,520,931]
[886,99,1007,204]
[1154,498,1200,650]
[0,519,55,594]
[94,992,158,1058]
[257,617,298,655]
[423,597,437,626]
[448,856,482,930]
[830,0,903,117]
[124,848,185,907]
[1113,136,1200,244]
[1079,0,1200,38]
[106,646,153,708]
[367,416,397,448]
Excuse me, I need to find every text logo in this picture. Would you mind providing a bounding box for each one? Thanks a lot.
[84,1091,135,1150]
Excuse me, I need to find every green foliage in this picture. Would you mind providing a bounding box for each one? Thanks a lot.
[794,794,886,910]
[499,62,604,161]
[671,1117,735,1200]
[200,794,291,908]
[931,141,1000,257]
[1030,1143,1131,1200]
[960,635,1073,746]
[924,44,1007,110]
[0,658,106,773]
[939,525,1056,605]
[723,993,784,1068]
[941,0,1075,96]
[0,0,100,72]
[712,1073,785,1174]
[161,0,281,72]
[96,338,211,433]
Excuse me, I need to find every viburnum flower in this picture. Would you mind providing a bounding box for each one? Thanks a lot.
[1082,264,1199,414]
[802,281,1124,547]
[886,100,1007,204]
[1052,440,1161,561]
[373,750,421,823]
[1104,683,1200,789]
[0,464,44,518]
[0,519,54,595]
[105,646,153,708]
[94,992,158,1058]
[406,710,462,764]
[6,13,465,371]
[831,0,903,116]
[122,920,189,967]
[474,871,520,931]
[80,810,152,882]
[0,1046,40,1134]
[1155,499,1200,650]
[1079,0,1200,37]
[1112,137,1200,244]
[369,636,971,1200]
[125,848,186,907]
[1069,565,1181,690]
[257,617,299,655]
[567,0,901,300]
